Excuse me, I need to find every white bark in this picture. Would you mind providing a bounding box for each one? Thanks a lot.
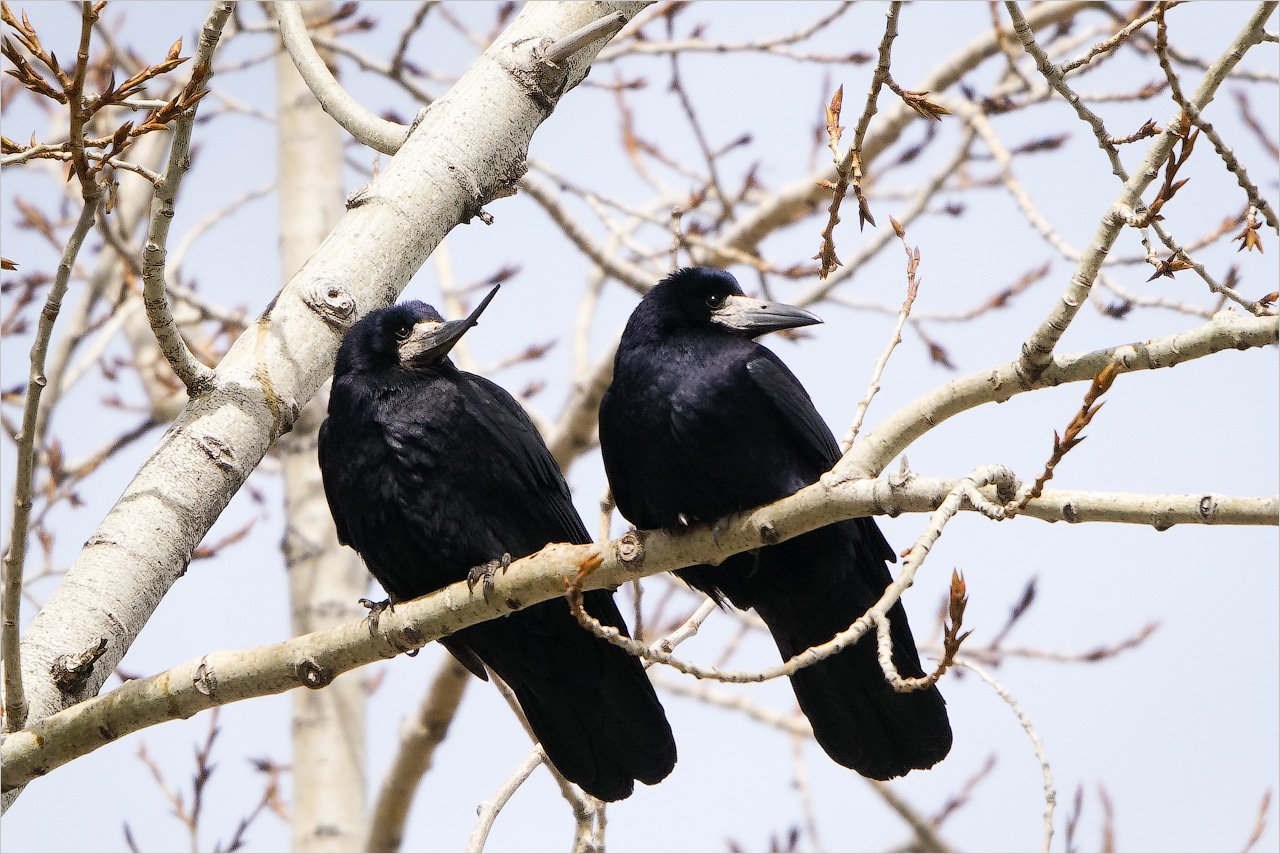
[5,464,1274,790]
[5,0,648,812]
[274,6,368,849]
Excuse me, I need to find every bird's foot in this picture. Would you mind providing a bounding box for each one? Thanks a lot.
[359,597,394,636]
[467,552,512,602]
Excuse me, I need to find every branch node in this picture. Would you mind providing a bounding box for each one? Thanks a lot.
[192,658,216,697]
[51,637,108,695]
[295,658,333,690]
[303,281,358,330]
[614,530,645,565]
[194,432,237,472]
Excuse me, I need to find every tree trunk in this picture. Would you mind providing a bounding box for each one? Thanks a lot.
[274,4,369,850]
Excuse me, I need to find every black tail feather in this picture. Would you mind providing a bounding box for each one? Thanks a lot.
[454,591,676,801]
[688,522,952,780]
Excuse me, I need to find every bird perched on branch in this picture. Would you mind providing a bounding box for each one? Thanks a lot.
[598,267,951,780]
[318,288,676,802]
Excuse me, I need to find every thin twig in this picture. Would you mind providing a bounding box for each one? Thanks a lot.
[1014,361,1121,510]
[466,750,545,853]
[567,466,1014,687]
[274,1,409,154]
[839,217,921,453]
[139,1,232,397]
[956,658,1056,853]
[3,4,105,727]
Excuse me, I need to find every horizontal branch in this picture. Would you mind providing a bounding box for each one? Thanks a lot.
[2,471,1273,791]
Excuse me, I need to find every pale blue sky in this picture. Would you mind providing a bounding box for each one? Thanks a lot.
[2,3,1277,852]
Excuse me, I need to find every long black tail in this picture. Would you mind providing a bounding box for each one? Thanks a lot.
[694,519,952,780]
[454,590,676,801]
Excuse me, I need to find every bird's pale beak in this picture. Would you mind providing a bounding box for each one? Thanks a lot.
[401,285,500,367]
[710,295,822,337]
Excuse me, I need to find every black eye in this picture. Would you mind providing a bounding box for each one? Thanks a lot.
[393,323,412,341]
[705,293,726,309]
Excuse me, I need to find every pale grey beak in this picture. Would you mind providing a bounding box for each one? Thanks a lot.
[710,294,822,336]
[401,285,500,367]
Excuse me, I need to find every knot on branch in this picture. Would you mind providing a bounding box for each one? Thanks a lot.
[1197,494,1220,522]
[615,530,645,566]
[193,659,217,697]
[295,658,333,690]
[51,637,109,696]
[195,432,236,472]
[303,281,357,330]
[500,37,566,112]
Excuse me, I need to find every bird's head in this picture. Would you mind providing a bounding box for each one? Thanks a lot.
[333,286,499,378]
[637,267,822,338]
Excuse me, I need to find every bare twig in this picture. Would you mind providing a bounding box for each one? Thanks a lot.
[466,750,545,853]
[138,1,232,397]
[3,190,100,733]
[956,658,1056,853]
[814,2,903,274]
[274,1,409,154]
[839,217,921,452]
[1015,361,1121,509]
[1240,789,1273,854]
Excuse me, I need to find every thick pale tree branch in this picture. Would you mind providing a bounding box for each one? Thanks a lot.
[3,462,1274,791]
[836,310,1278,480]
[5,296,1271,785]
[5,0,647,813]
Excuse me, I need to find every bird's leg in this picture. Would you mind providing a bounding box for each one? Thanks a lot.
[358,597,394,636]
[467,552,513,602]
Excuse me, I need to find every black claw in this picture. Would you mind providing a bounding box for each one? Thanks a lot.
[359,597,393,636]
[467,557,509,603]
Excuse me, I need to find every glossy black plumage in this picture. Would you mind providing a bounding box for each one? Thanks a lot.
[319,298,676,802]
[598,268,951,780]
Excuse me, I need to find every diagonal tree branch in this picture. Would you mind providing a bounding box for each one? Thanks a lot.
[837,309,1277,481]
[4,0,648,813]
[1012,0,1277,383]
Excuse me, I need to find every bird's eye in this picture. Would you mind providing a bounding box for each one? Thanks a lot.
[705,293,726,309]
[393,323,412,341]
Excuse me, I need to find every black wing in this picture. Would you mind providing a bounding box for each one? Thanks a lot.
[745,352,840,466]
[455,372,592,548]
[746,350,895,564]
[317,417,350,546]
